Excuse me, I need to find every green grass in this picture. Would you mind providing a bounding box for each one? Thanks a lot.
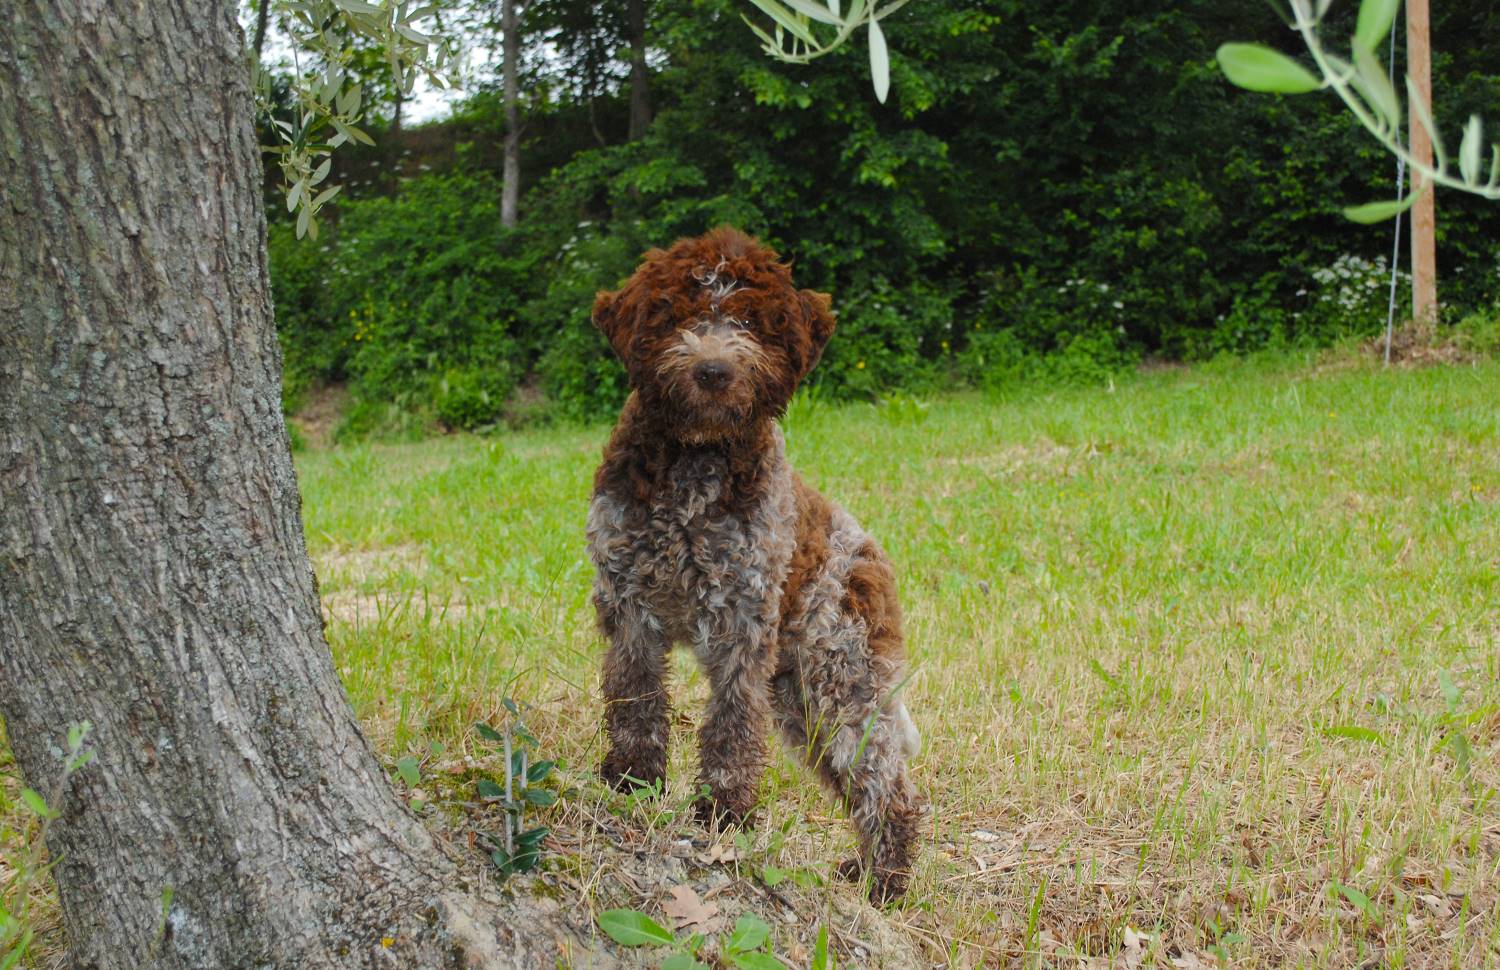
[8,349,1494,967]
[297,348,1499,967]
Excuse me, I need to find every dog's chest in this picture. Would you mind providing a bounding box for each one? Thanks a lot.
[587,451,796,645]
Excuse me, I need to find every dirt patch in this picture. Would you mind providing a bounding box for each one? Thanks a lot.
[320,589,482,626]
[1363,319,1476,367]
[417,774,926,970]
[288,383,349,449]
[1137,356,1191,374]
[503,375,550,428]
[314,542,425,583]
[935,438,1080,478]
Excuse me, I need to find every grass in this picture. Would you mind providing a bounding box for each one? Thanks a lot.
[297,348,1499,967]
[5,348,1498,966]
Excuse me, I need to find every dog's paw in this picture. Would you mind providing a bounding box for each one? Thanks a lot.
[693,792,758,830]
[600,756,664,794]
[868,866,911,905]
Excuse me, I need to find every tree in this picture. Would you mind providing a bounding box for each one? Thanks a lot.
[0,2,594,965]
[503,0,523,226]
[627,0,653,139]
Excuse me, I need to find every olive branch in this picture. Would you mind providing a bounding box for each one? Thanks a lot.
[253,0,459,238]
[1217,0,1499,222]
[741,0,914,103]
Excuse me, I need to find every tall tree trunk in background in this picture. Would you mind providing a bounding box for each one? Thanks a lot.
[253,0,271,61]
[627,0,652,140]
[501,0,521,227]
[0,2,590,966]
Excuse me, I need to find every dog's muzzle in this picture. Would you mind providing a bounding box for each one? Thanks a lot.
[693,360,732,391]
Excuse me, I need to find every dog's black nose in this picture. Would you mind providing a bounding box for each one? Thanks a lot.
[693,360,732,390]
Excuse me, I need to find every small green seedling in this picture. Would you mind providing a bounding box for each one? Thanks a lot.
[474,698,558,877]
[597,911,782,969]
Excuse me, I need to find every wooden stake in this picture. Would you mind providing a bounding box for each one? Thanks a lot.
[1406,0,1437,323]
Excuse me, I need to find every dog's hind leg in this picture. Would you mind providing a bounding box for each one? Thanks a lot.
[771,649,925,904]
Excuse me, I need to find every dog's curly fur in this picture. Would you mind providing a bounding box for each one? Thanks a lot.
[586,227,927,902]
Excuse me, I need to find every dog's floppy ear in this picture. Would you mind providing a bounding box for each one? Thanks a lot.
[797,288,837,376]
[592,288,629,359]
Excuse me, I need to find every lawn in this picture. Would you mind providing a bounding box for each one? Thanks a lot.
[291,348,1500,968]
[9,350,1492,967]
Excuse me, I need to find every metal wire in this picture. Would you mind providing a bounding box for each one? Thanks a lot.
[1383,16,1406,365]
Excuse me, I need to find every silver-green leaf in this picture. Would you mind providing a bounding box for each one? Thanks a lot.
[1459,114,1482,185]
[1215,44,1322,95]
[1342,191,1420,223]
[1354,0,1401,53]
[869,17,890,104]
[1352,43,1401,133]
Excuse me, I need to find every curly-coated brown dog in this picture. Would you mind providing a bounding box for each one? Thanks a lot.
[586,227,926,902]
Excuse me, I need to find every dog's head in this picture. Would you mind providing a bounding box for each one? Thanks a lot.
[592,227,835,444]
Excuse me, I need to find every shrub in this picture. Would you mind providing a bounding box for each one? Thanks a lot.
[530,230,638,422]
[1296,253,1408,339]
[1454,308,1500,355]
[434,365,517,431]
[815,278,952,398]
[267,222,345,409]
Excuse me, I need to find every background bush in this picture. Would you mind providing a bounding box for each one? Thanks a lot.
[265,0,1500,434]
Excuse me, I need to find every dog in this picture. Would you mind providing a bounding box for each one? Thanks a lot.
[585,227,926,902]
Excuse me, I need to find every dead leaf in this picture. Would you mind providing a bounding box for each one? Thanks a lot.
[661,884,720,932]
[1417,893,1451,919]
[696,843,738,865]
[971,829,1001,843]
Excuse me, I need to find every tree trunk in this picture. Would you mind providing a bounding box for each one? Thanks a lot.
[0,3,593,966]
[501,0,521,228]
[253,0,271,62]
[627,0,652,141]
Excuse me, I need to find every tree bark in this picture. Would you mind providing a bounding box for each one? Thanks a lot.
[626,0,652,141]
[0,3,592,966]
[501,0,521,227]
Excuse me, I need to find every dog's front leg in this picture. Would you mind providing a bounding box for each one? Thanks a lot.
[598,599,671,793]
[695,628,777,827]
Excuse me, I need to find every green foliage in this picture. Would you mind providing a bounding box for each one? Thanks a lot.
[529,230,639,421]
[434,366,516,431]
[815,278,951,397]
[1454,307,1500,354]
[270,173,541,434]
[596,909,780,969]
[266,0,1500,434]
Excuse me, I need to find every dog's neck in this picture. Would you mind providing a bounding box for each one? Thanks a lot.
[598,394,786,509]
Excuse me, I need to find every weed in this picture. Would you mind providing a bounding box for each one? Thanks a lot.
[1,723,94,968]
